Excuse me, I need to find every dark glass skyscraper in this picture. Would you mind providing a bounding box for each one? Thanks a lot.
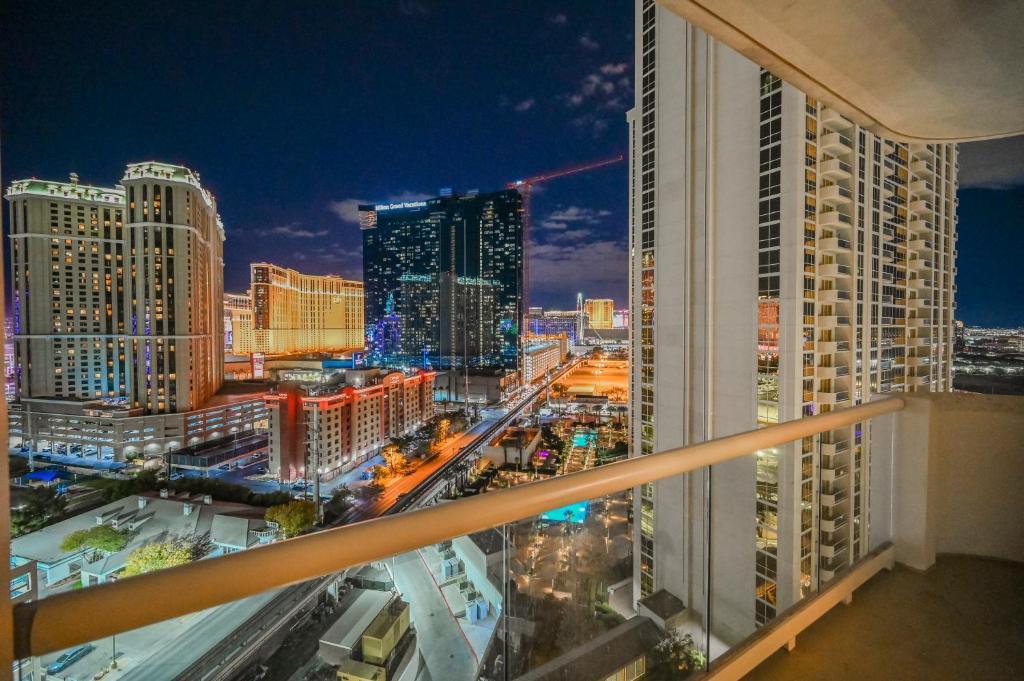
[361,190,524,369]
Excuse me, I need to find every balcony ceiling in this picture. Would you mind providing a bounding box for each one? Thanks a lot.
[660,0,1024,143]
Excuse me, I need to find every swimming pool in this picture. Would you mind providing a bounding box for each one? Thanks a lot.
[572,432,596,448]
[540,501,589,524]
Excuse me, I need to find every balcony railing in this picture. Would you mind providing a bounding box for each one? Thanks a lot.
[12,399,905,669]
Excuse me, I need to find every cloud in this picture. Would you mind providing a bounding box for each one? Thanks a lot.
[564,63,632,111]
[398,0,428,16]
[579,34,600,51]
[529,239,628,300]
[539,205,612,230]
[550,13,567,25]
[258,223,328,239]
[957,137,1024,189]
[570,113,613,138]
[599,62,629,76]
[513,98,536,112]
[329,190,431,223]
[546,228,592,243]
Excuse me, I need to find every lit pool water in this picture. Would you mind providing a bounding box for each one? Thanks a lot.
[540,501,589,524]
[572,432,596,448]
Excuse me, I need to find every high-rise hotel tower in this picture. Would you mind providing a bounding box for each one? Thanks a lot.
[5,163,259,461]
[360,190,524,370]
[8,162,224,410]
[628,1,957,643]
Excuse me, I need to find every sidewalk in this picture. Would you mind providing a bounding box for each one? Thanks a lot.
[417,545,496,661]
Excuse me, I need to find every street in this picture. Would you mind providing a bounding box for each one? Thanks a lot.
[335,417,498,524]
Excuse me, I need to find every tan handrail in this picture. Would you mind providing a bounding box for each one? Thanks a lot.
[13,397,903,658]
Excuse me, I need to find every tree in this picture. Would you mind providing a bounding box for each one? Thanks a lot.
[650,631,706,680]
[11,486,68,537]
[61,525,129,554]
[433,418,452,446]
[382,444,409,475]
[122,539,192,576]
[265,500,317,538]
[369,464,391,487]
[604,387,627,403]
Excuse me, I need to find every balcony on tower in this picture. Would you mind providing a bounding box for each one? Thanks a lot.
[818,262,852,280]
[820,131,854,156]
[820,106,853,131]
[818,235,852,254]
[820,156,852,181]
[819,209,853,231]
[910,179,936,199]
[911,158,936,179]
[820,183,853,207]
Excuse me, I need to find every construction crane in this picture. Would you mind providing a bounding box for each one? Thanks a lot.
[507,154,624,384]
[506,154,624,316]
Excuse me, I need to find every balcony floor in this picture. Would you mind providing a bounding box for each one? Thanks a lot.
[745,556,1024,680]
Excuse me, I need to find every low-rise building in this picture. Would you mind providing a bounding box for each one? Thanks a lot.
[480,427,541,469]
[11,492,274,589]
[524,337,567,384]
[266,368,435,481]
[8,384,271,463]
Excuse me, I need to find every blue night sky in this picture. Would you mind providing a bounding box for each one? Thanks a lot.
[2,1,1022,324]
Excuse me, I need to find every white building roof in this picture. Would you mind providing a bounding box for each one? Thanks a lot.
[12,493,264,575]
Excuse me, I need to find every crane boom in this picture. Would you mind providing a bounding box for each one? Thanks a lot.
[509,154,624,381]
[507,154,624,189]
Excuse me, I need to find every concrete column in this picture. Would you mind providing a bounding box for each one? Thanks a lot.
[873,394,937,571]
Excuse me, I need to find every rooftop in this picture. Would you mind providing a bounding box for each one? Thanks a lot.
[11,493,266,571]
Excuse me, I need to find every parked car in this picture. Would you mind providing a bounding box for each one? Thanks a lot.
[46,644,94,673]
[169,472,183,481]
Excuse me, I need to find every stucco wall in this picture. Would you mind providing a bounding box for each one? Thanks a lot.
[929,393,1024,563]
[889,393,1024,568]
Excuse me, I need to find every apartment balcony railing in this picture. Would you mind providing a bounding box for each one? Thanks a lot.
[819,314,851,328]
[819,184,853,206]
[909,198,934,214]
[819,157,852,180]
[818,262,852,279]
[817,339,850,354]
[818,236,852,254]
[820,514,848,533]
[910,179,936,197]
[819,209,852,230]
[821,487,850,506]
[820,438,850,457]
[817,288,852,304]
[821,465,850,483]
[10,394,1023,681]
[907,238,933,250]
[819,131,854,155]
[818,389,851,406]
[820,538,850,560]
[907,218,933,235]
[911,145,937,163]
[819,106,852,131]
